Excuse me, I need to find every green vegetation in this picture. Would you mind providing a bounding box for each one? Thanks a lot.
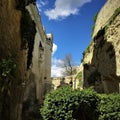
[76,71,82,79]
[98,94,120,120]
[82,7,120,62]
[0,56,17,92]
[76,71,83,88]
[108,7,120,25]
[82,12,98,61]
[16,0,37,69]
[40,86,120,120]
[41,87,98,120]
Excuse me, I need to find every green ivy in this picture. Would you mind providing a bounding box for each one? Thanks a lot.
[98,94,120,120]
[0,57,17,92]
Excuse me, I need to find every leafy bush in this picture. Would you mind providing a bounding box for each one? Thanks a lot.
[97,94,120,120]
[41,86,120,120]
[0,57,17,92]
[40,86,99,120]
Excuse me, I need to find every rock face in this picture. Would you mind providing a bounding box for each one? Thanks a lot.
[0,0,28,120]
[0,1,52,120]
[83,0,120,93]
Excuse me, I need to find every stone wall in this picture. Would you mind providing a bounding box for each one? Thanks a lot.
[0,0,28,120]
[83,0,120,93]
[93,0,120,38]
[52,75,80,90]
[22,3,53,120]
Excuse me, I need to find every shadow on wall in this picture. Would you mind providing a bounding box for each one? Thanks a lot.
[22,73,42,120]
[83,28,120,93]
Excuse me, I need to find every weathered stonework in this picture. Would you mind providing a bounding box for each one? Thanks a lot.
[22,3,53,120]
[0,0,28,120]
[83,0,120,93]
[52,75,80,90]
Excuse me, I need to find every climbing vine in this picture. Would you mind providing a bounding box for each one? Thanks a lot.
[0,56,17,92]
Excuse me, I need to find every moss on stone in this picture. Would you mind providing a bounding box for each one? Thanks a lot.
[108,7,120,25]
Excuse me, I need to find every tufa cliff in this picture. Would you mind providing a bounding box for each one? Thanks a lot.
[82,0,120,93]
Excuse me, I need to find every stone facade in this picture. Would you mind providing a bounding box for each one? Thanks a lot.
[52,75,80,90]
[83,0,120,93]
[23,3,53,105]
[22,3,53,120]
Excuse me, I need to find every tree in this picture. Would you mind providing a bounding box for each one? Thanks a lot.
[62,54,77,76]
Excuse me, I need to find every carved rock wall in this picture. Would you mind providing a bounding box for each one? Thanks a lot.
[83,0,120,93]
[0,0,28,120]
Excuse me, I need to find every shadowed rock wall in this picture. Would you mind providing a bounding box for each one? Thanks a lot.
[83,0,120,93]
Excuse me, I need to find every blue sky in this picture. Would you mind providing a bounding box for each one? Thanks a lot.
[36,0,106,77]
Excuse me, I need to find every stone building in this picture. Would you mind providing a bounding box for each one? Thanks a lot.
[22,3,53,119]
[24,3,53,104]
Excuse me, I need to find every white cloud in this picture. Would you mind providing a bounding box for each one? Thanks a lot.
[36,0,48,12]
[51,58,65,77]
[51,43,65,77]
[45,0,92,20]
[52,43,57,55]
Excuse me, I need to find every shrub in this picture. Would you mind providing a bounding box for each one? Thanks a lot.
[40,87,99,120]
[97,94,120,120]
[41,86,120,120]
[0,56,17,92]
